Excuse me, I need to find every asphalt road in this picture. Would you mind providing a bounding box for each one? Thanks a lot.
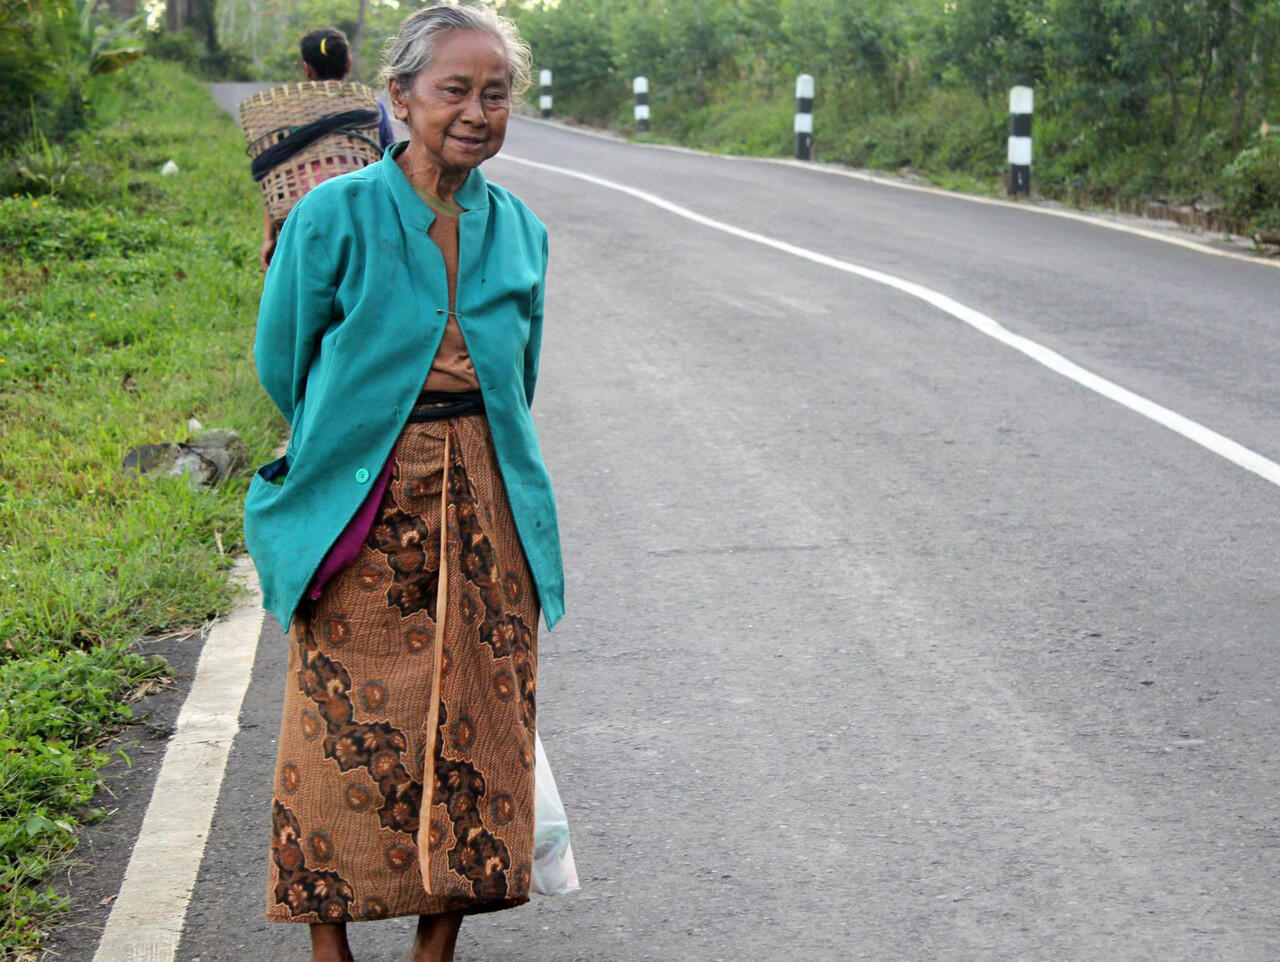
[207,81,272,118]
[149,115,1280,960]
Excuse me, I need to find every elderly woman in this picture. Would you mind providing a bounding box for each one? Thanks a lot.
[244,6,563,962]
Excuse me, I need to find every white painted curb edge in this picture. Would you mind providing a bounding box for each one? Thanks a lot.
[94,557,266,962]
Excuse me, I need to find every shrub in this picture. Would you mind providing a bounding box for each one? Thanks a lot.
[144,27,203,69]
[818,85,1004,183]
[0,0,73,148]
[1223,137,1280,229]
[146,28,253,80]
[0,197,164,260]
[198,46,254,81]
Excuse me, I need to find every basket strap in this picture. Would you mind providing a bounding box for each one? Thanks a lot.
[250,108,381,181]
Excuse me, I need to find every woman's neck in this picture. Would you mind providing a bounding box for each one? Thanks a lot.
[395,144,468,204]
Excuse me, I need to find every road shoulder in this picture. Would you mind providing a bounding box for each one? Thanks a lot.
[43,559,266,962]
[40,628,212,961]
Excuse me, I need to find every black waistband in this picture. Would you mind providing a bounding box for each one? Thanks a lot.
[406,390,485,422]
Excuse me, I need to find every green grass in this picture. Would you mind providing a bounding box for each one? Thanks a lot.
[0,58,280,957]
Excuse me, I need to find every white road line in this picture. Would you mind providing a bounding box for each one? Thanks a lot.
[500,153,1280,489]
[512,117,1278,271]
[94,557,265,962]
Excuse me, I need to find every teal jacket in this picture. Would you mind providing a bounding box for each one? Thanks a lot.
[244,146,563,632]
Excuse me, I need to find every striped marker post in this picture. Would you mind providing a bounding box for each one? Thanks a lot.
[633,76,650,134]
[1008,85,1033,197]
[795,74,814,161]
[539,69,553,119]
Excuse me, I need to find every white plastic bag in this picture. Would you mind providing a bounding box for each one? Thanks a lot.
[532,733,580,896]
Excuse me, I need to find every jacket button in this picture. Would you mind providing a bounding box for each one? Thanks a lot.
[355,468,370,484]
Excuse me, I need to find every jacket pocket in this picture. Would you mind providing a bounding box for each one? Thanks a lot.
[255,454,289,486]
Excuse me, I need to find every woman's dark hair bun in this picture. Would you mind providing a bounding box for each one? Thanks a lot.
[300,28,351,80]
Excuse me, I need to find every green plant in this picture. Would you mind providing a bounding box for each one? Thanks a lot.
[3,104,95,197]
[0,196,164,258]
[144,26,202,67]
[69,0,145,80]
[10,127,78,196]
[1223,136,1280,229]
[0,0,71,147]
[0,642,164,952]
[145,28,254,81]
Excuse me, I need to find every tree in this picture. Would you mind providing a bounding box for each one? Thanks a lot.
[516,0,617,120]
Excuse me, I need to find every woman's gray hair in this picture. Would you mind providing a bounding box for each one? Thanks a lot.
[379,4,532,97]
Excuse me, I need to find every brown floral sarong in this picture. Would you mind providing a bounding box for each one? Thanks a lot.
[267,415,538,923]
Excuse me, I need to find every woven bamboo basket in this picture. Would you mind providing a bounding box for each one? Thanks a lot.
[239,81,383,226]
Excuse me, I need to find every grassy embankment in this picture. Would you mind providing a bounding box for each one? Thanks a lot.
[644,85,1009,198]
[0,59,278,957]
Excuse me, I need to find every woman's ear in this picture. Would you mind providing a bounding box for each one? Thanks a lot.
[303,61,317,81]
[388,78,410,121]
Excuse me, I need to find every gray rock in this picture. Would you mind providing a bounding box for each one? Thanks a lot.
[188,428,250,480]
[122,443,219,488]
[121,429,247,488]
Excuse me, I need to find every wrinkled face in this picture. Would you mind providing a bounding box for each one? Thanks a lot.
[389,29,511,174]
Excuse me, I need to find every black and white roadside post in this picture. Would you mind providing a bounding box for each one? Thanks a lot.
[794,73,814,160]
[1008,85,1033,197]
[539,69,553,119]
[633,76,650,134]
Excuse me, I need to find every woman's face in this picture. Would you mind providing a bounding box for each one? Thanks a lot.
[390,30,511,174]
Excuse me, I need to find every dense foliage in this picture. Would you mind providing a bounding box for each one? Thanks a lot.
[512,0,1280,230]
[12,0,1274,226]
[0,0,146,147]
[0,59,275,956]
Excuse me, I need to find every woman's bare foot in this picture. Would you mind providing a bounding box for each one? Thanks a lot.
[310,921,356,962]
[410,911,464,962]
